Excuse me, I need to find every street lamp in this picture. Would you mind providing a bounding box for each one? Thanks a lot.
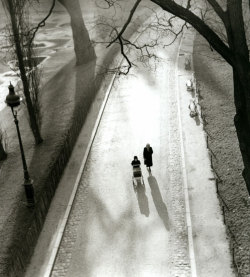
[5,83,35,207]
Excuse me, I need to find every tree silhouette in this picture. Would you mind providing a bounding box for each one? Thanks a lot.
[106,0,250,195]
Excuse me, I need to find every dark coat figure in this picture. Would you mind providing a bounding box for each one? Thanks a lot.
[131,156,141,168]
[143,144,153,168]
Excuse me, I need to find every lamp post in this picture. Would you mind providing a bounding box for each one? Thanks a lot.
[5,83,35,207]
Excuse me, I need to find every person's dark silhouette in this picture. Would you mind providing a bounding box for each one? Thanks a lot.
[143,143,153,171]
[148,175,170,230]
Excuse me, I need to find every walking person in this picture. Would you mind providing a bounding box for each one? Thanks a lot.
[143,143,153,171]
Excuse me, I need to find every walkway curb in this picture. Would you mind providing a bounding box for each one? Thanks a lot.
[176,28,197,277]
[176,28,235,276]
[43,72,117,277]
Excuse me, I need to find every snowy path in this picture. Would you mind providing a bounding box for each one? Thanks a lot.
[50,36,192,277]
[23,3,234,277]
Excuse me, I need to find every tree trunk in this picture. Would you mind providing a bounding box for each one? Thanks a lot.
[57,0,96,65]
[0,141,7,160]
[8,0,43,144]
[226,0,250,194]
[233,69,250,194]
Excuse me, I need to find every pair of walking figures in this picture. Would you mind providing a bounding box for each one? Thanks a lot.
[131,143,153,172]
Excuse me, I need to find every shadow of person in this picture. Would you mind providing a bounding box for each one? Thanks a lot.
[135,180,150,217]
[148,175,170,230]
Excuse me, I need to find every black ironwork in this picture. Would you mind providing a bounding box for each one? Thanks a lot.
[6,83,35,207]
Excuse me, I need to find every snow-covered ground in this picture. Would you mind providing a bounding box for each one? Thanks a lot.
[0,0,143,112]
[0,1,73,111]
[25,5,234,276]
[0,1,234,276]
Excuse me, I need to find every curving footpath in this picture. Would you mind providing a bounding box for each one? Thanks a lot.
[49,25,191,277]
[25,21,234,277]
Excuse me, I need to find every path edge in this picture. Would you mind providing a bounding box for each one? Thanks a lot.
[176,28,197,277]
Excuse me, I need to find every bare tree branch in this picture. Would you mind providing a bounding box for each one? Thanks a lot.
[95,0,121,9]
[26,0,56,45]
[97,2,189,74]
[163,21,188,47]
[151,0,235,66]
[118,35,132,74]
[186,0,191,10]
[107,0,141,47]
[206,0,227,23]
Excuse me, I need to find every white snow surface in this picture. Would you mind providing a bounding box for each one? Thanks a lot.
[21,2,235,277]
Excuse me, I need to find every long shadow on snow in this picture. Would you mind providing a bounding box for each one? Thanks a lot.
[135,180,149,217]
[148,174,170,230]
[6,57,97,276]
[64,187,137,277]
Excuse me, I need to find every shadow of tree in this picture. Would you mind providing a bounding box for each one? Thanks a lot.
[29,57,97,195]
[65,187,138,277]
[74,58,97,129]
[148,175,170,230]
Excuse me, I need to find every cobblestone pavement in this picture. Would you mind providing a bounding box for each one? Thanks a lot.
[51,34,191,277]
